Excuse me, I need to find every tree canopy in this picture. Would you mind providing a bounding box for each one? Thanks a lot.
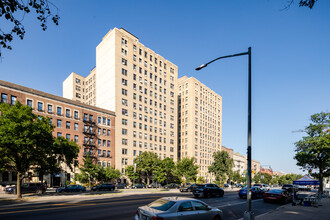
[0,102,79,199]
[135,151,161,186]
[176,157,199,183]
[253,172,272,184]
[208,151,234,185]
[294,112,330,193]
[0,0,60,57]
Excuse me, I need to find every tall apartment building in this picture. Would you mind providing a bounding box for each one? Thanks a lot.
[63,68,96,106]
[63,28,178,178]
[0,80,115,186]
[178,76,222,181]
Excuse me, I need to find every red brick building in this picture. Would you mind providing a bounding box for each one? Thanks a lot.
[0,80,115,187]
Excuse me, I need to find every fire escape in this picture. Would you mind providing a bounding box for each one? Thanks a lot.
[83,116,98,161]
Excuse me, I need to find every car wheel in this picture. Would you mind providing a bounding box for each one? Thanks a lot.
[194,194,199,198]
[36,189,43,195]
[79,189,82,192]
[220,191,224,197]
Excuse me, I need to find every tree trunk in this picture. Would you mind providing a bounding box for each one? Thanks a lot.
[16,172,22,199]
[319,169,323,194]
[147,173,150,186]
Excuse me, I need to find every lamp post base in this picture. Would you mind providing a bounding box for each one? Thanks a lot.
[244,211,255,220]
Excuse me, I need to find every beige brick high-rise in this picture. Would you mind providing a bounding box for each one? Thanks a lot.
[178,76,222,182]
[63,28,178,182]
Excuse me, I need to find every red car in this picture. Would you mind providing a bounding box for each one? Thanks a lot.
[263,189,293,204]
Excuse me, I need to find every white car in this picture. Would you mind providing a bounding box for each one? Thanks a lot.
[135,197,223,220]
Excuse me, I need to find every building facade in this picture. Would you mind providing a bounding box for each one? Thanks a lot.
[63,27,178,179]
[0,80,115,186]
[233,152,260,179]
[178,76,222,181]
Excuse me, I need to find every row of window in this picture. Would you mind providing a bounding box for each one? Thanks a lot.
[1,93,16,105]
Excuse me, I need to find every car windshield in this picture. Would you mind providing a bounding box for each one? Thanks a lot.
[196,185,205,189]
[147,199,176,211]
[268,189,283,194]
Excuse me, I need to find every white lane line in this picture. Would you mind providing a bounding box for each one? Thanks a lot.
[217,199,263,208]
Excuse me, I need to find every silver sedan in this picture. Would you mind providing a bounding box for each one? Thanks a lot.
[135,197,223,220]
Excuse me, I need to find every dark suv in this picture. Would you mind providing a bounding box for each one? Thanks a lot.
[193,184,224,198]
[6,182,46,194]
[91,183,115,191]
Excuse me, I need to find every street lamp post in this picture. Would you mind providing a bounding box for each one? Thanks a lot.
[196,47,253,220]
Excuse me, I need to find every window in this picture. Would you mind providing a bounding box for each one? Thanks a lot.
[57,119,62,128]
[57,107,62,115]
[46,104,52,113]
[122,58,127,66]
[74,135,78,143]
[107,119,111,126]
[122,98,128,106]
[107,130,110,136]
[122,68,127,76]
[27,99,33,107]
[84,113,88,121]
[122,78,127,86]
[122,129,127,135]
[57,132,62,137]
[38,102,43,111]
[122,109,128,116]
[122,148,128,155]
[122,89,127,96]
[178,202,193,212]
[66,109,70,117]
[98,117,101,124]
[74,123,78,131]
[122,119,127,125]
[66,134,70,140]
[66,121,70,129]
[103,117,106,124]
[11,96,17,105]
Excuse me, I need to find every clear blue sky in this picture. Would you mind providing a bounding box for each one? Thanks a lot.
[1,0,330,174]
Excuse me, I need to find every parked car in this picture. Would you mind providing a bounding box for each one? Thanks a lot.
[116,183,127,189]
[148,182,162,188]
[253,184,269,191]
[135,197,223,220]
[180,183,197,192]
[224,184,230,188]
[238,186,263,199]
[132,183,146,189]
[91,183,115,191]
[164,183,180,189]
[235,183,243,188]
[263,189,293,204]
[193,184,224,198]
[6,182,46,195]
[56,184,86,193]
[282,184,297,192]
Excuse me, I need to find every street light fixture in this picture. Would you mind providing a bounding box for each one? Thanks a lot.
[195,47,253,220]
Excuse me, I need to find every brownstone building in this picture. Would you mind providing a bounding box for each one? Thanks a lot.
[0,80,115,187]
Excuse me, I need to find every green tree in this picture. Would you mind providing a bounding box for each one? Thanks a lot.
[208,151,234,185]
[278,173,303,185]
[0,102,79,199]
[135,152,161,186]
[294,112,330,193]
[125,165,140,184]
[161,157,176,184]
[0,0,60,57]
[97,166,121,183]
[231,171,242,183]
[77,153,99,187]
[253,172,272,184]
[197,176,205,184]
[34,136,79,184]
[176,157,199,183]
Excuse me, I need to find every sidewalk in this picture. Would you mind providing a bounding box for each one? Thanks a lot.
[256,197,330,220]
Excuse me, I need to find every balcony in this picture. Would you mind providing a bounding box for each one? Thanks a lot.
[83,119,96,125]
[83,152,96,158]
[83,141,96,148]
[83,130,96,136]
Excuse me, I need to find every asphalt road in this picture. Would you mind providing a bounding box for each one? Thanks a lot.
[0,191,284,220]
